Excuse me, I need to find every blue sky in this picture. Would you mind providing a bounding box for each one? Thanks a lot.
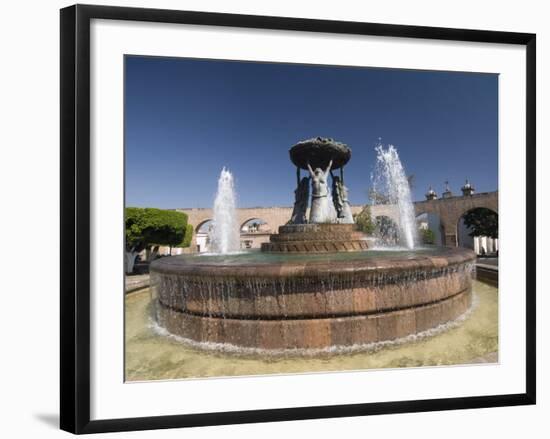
[125,56,498,208]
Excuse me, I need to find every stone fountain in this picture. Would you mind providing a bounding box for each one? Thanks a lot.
[150,138,476,353]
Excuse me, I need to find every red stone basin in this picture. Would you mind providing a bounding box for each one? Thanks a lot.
[150,247,476,352]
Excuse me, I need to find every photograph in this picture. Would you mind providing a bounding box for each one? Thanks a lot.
[123,55,499,382]
[1,0,542,436]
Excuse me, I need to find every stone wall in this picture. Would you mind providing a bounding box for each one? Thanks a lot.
[176,191,497,250]
[414,191,498,246]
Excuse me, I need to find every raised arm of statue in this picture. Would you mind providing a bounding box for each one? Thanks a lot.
[324,160,333,176]
[306,162,315,177]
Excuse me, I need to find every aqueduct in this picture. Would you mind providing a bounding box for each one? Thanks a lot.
[176,191,497,251]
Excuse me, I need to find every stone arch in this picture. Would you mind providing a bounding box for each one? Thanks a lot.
[235,207,292,234]
[178,210,211,227]
[415,191,498,246]
[194,219,213,253]
[456,207,498,255]
[196,218,214,233]
[455,205,499,225]
[240,217,269,233]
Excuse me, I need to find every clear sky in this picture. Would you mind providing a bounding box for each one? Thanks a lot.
[125,56,498,208]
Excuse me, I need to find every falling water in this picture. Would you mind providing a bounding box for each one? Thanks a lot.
[372,143,417,249]
[209,168,240,254]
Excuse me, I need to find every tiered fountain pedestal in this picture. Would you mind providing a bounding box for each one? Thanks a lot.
[150,247,476,352]
[261,223,371,253]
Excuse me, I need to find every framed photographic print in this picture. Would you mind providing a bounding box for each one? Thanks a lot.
[60,4,536,434]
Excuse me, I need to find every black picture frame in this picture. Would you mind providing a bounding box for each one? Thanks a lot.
[60,4,536,434]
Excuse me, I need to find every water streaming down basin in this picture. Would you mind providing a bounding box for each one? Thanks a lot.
[372,143,418,249]
[209,168,240,254]
[151,246,476,352]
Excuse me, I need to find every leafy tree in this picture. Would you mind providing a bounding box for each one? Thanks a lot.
[125,207,189,273]
[125,207,148,265]
[179,223,194,249]
[421,228,435,245]
[462,208,498,239]
[354,205,375,234]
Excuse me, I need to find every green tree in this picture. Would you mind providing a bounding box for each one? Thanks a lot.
[125,207,190,273]
[178,223,194,250]
[354,205,375,234]
[421,228,435,245]
[462,208,498,239]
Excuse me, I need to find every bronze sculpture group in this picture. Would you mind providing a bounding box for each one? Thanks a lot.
[290,157,354,225]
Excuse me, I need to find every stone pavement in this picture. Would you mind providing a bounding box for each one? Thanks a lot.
[125,274,150,293]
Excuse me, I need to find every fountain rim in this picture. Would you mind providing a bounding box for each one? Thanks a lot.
[150,247,476,277]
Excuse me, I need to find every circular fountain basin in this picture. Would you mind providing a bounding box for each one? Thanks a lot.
[150,247,476,352]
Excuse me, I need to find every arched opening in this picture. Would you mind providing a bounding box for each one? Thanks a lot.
[240,218,269,234]
[374,215,400,246]
[195,219,213,253]
[239,218,271,250]
[457,207,498,256]
[416,212,444,246]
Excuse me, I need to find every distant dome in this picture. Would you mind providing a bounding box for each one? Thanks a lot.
[461,179,475,196]
[425,186,437,200]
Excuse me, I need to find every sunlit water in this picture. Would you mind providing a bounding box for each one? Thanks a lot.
[209,167,240,254]
[177,246,449,266]
[125,280,498,381]
[372,143,418,249]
